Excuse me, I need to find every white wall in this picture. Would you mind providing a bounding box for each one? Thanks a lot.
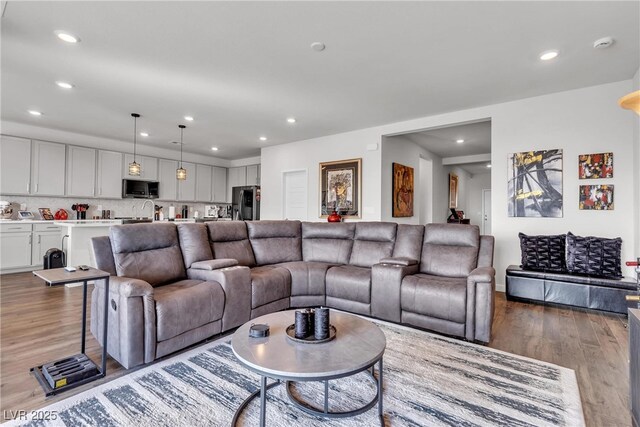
[633,67,640,258]
[260,128,382,221]
[261,80,638,283]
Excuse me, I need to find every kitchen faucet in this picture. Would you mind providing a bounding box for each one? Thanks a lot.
[141,200,155,220]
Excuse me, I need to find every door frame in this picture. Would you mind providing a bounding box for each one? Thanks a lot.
[481,188,491,235]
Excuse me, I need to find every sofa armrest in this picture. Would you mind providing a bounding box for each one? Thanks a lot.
[94,276,154,298]
[379,257,419,266]
[187,266,251,331]
[91,276,156,369]
[466,266,496,343]
[371,262,420,322]
[190,259,239,270]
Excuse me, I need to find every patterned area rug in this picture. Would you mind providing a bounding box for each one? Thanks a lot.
[9,321,584,427]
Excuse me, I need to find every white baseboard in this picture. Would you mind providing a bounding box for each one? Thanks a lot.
[496,282,505,293]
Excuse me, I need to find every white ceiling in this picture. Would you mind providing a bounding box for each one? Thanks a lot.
[404,121,492,158]
[1,2,638,159]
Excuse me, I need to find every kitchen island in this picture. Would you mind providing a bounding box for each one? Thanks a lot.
[54,220,121,270]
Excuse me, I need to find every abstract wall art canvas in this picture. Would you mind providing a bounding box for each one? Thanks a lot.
[319,158,362,218]
[392,162,414,217]
[579,185,614,210]
[508,149,563,218]
[578,152,613,179]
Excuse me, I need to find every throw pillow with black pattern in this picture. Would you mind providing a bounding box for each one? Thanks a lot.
[566,232,622,279]
[518,232,567,272]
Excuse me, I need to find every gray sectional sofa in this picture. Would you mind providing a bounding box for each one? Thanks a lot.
[90,220,495,369]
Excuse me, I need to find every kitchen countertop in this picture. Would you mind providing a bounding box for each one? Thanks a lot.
[54,220,122,227]
[0,219,57,224]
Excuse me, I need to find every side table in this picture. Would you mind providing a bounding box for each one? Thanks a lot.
[31,267,110,396]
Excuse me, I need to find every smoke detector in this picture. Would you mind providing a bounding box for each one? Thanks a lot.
[593,37,614,49]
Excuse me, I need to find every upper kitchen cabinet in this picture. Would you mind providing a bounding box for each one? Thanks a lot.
[177,162,196,201]
[96,150,123,198]
[212,166,227,203]
[0,135,31,195]
[31,140,66,196]
[66,145,97,197]
[123,154,158,181]
[246,164,260,186]
[226,166,246,202]
[195,164,213,202]
[158,159,178,200]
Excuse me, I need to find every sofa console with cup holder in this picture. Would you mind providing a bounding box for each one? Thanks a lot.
[506,232,636,314]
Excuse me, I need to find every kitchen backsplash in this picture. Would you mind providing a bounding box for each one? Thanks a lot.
[0,195,230,220]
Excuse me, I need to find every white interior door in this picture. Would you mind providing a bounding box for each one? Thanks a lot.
[482,189,492,235]
[283,170,307,220]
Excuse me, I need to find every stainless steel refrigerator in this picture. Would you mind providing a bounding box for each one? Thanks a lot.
[232,186,260,220]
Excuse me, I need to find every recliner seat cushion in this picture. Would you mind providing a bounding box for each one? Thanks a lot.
[325,265,372,304]
[110,223,186,286]
[302,222,355,264]
[206,222,256,267]
[247,221,302,265]
[401,274,467,323]
[349,222,397,268]
[250,266,292,309]
[420,224,480,277]
[154,280,225,341]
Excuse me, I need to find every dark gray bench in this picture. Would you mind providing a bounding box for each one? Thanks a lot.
[506,265,637,314]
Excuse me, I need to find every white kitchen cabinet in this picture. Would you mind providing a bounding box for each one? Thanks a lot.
[212,166,227,203]
[195,164,213,202]
[158,159,178,200]
[177,162,196,201]
[227,166,246,202]
[246,164,260,186]
[66,145,97,197]
[123,154,158,181]
[97,150,123,198]
[32,230,62,267]
[31,140,66,196]
[0,135,31,195]
[0,228,32,270]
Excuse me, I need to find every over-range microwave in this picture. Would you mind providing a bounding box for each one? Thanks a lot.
[122,179,159,199]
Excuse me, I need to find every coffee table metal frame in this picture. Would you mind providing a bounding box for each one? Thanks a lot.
[231,355,384,427]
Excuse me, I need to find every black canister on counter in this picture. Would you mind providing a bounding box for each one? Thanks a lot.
[294,310,310,339]
[314,307,330,340]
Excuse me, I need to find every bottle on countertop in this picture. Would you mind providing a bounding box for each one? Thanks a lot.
[169,204,175,220]
[181,205,188,219]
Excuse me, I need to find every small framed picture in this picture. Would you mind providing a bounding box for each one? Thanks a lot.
[38,208,54,220]
[18,210,35,220]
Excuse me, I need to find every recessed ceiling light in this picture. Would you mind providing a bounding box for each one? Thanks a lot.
[311,42,326,52]
[539,50,559,61]
[456,139,464,144]
[259,136,267,141]
[184,116,194,121]
[287,117,296,124]
[487,164,492,168]
[211,147,219,151]
[28,110,42,116]
[56,81,74,89]
[55,31,79,43]
[139,132,149,137]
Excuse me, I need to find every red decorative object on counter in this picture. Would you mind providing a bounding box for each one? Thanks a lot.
[327,210,342,223]
[54,209,68,220]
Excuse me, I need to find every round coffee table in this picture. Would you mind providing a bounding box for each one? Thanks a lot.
[231,310,386,426]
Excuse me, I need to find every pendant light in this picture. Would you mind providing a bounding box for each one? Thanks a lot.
[128,113,141,176]
[176,124,187,180]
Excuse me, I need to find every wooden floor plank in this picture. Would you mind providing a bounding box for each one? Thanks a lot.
[0,272,633,426]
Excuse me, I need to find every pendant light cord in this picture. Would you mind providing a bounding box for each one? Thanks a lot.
[132,114,138,161]
[179,125,185,166]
